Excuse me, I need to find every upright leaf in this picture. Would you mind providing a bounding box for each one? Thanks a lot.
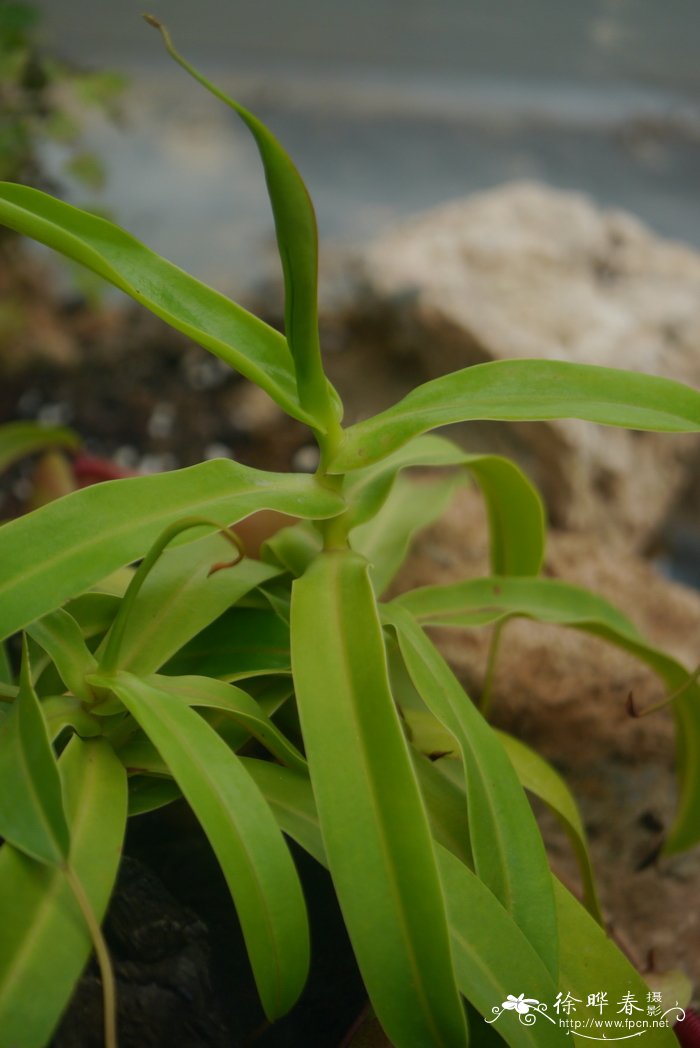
[330,359,700,471]
[145,18,339,428]
[0,182,317,426]
[94,670,310,1019]
[0,738,127,1048]
[0,458,344,641]
[0,642,69,865]
[291,551,468,1047]
[385,604,558,980]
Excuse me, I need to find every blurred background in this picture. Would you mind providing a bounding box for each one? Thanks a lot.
[30,0,700,292]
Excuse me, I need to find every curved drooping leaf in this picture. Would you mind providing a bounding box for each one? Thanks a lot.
[347,433,546,575]
[0,642,69,865]
[127,775,182,817]
[0,421,79,474]
[145,19,339,428]
[162,606,291,681]
[0,458,344,641]
[291,551,467,1047]
[496,732,602,923]
[41,695,101,742]
[384,604,558,980]
[0,182,319,427]
[394,574,700,853]
[330,359,700,471]
[0,738,127,1048]
[95,670,310,1019]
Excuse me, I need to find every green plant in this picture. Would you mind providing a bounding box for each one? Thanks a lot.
[0,19,699,1048]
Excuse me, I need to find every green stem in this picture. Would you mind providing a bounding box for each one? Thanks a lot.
[63,863,117,1048]
[479,620,505,716]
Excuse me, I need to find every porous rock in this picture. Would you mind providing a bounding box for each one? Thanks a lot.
[339,183,700,549]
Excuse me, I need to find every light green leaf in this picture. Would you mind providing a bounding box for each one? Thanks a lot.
[41,695,101,742]
[385,604,558,980]
[330,359,700,472]
[0,737,127,1048]
[143,672,307,773]
[497,732,602,923]
[27,608,98,703]
[260,521,322,577]
[347,433,545,575]
[395,574,700,853]
[97,534,280,675]
[245,761,675,1048]
[162,606,291,680]
[291,550,467,1047]
[554,878,678,1048]
[146,20,339,428]
[437,847,567,1048]
[95,670,310,1019]
[0,421,79,474]
[0,182,317,427]
[241,758,326,866]
[0,458,344,641]
[0,642,69,865]
[352,472,462,594]
[128,775,181,817]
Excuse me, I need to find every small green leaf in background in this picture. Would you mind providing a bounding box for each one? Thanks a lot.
[0,420,79,475]
[0,640,69,865]
[162,606,291,681]
[330,359,700,471]
[291,551,468,1047]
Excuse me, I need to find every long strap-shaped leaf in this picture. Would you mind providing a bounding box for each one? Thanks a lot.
[291,551,468,1048]
[0,738,127,1048]
[329,359,700,471]
[384,604,559,980]
[244,761,677,1048]
[145,18,339,431]
[0,182,316,427]
[0,458,344,641]
[93,670,309,1019]
[395,574,700,853]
